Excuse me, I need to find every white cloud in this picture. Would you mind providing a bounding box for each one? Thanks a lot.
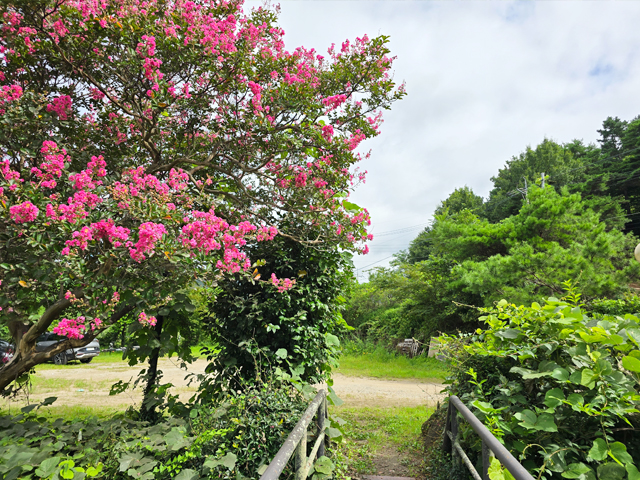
[247,0,640,276]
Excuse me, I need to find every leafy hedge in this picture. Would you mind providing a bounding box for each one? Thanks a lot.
[442,292,640,480]
[0,384,308,480]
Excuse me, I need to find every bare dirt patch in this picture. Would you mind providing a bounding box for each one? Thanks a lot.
[2,361,445,411]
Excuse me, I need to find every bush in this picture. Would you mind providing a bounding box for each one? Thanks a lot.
[0,383,309,480]
[441,292,640,480]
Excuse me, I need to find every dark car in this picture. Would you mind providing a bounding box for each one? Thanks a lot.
[0,340,14,365]
[36,333,100,365]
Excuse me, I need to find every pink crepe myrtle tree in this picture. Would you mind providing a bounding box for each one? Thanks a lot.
[0,0,404,393]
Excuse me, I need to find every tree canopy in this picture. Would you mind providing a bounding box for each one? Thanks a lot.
[0,0,404,392]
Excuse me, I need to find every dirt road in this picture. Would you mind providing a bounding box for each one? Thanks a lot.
[1,358,445,411]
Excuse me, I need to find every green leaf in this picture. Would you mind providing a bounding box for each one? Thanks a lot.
[551,367,570,381]
[622,356,640,373]
[609,442,633,465]
[174,469,200,480]
[326,427,342,439]
[567,393,585,410]
[534,413,557,432]
[514,409,537,429]
[328,392,343,407]
[589,438,608,461]
[626,464,640,480]
[313,456,334,475]
[544,388,565,408]
[325,333,340,347]
[275,348,288,359]
[488,457,505,480]
[35,456,61,478]
[204,452,237,471]
[562,463,595,480]
[597,463,626,480]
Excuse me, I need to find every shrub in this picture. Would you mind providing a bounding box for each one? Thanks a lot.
[0,383,309,480]
[441,293,640,480]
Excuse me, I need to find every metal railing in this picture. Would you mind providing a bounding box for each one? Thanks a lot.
[443,395,535,480]
[259,389,327,480]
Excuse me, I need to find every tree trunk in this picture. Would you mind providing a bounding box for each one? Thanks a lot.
[140,315,164,422]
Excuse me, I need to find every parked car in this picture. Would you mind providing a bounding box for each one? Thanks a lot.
[35,333,100,365]
[0,340,14,364]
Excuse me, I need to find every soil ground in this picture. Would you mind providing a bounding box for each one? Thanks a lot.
[1,358,446,478]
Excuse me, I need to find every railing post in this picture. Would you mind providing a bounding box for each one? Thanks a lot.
[450,403,460,468]
[295,429,307,480]
[316,396,327,459]
[482,440,492,480]
[443,400,452,453]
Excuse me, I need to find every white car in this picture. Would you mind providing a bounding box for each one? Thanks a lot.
[36,333,100,365]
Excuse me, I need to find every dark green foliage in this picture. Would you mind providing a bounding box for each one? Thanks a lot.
[442,293,640,480]
[589,294,640,316]
[344,257,482,341]
[205,234,351,389]
[435,187,640,306]
[0,384,308,480]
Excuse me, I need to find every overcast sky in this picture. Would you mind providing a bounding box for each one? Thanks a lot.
[248,0,640,278]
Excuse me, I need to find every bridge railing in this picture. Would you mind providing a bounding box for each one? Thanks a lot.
[259,389,327,480]
[443,395,535,480]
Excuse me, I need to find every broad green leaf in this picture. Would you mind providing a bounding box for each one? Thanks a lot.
[580,369,597,388]
[626,464,640,480]
[472,400,496,413]
[325,333,340,347]
[561,463,594,479]
[313,456,334,475]
[588,438,608,461]
[488,457,505,480]
[514,409,537,429]
[597,463,625,480]
[174,469,200,480]
[609,442,633,465]
[622,356,640,373]
[551,367,570,381]
[275,348,288,359]
[544,388,565,408]
[35,456,61,478]
[534,413,557,432]
[328,392,343,406]
[567,393,585,410]
[326,427,342,439]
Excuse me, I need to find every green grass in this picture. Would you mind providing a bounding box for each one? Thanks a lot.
[0,404,124,420]
[336,351,449,381]
[331,404,434,477]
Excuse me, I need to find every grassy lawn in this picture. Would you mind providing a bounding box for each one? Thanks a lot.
[336,351,449,381]
[332,404,433,477]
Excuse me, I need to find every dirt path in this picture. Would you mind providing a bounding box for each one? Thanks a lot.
[1,359,445,411]
[2,359,443,478]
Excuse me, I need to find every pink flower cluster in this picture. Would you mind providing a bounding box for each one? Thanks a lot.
[53,316,103,339]
[138,311,157,327]
[31,140,68,188]
[129,222,166,262]
[270,273,296,293]
[9,201,39,223]
[0,84,22,103]
[63,219,130,254]
[256,226,278,241]
[46,95,72,120]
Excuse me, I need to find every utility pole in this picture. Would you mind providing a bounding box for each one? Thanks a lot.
[516,177,529,204]
[541,172,545,188]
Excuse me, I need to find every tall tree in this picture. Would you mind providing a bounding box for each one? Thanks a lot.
[0,0,403,393]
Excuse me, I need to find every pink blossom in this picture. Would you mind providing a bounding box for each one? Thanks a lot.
[322,124,334,142]
[53,316,86,339]
[270,273,296,293]
[129,222,166,262]
[9,201,39,223]
[138,311,157,327]
[46,95,72,120]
